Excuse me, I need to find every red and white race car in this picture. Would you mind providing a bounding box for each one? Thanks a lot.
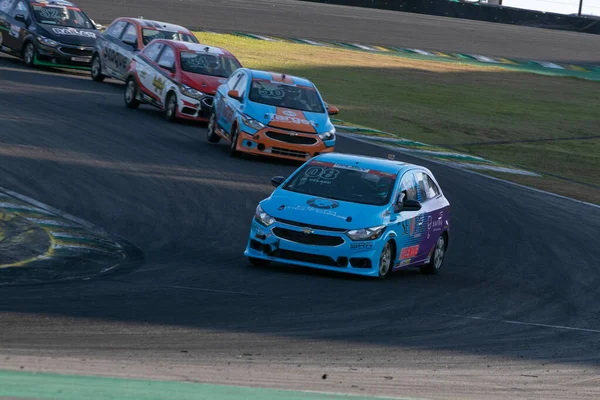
[124,39,242,122]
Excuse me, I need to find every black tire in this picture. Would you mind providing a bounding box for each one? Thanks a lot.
[165,92,177,122]
[248,257,270,267]
[91,54,105,82]
[229,124,241,157]
[206,111,221,143]
[420,233,447,275]
[377,240,394,279]
[22,41,36,68]
[124,77,140,109]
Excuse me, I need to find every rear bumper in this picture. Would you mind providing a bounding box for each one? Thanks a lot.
[235,128,334,161]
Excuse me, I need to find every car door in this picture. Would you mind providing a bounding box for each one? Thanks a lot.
[99,19,127,78]
[394,170,427,266]
[3,0,28,53]
[0,0,17,51]
[136,41,165,105]
[113,22,139,79]
[414,171,447,261]
[153,43,177,106]
[217,70,243,135]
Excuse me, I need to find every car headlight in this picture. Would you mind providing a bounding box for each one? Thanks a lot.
[241,114,265,131]
[255,204,275,227]
[346,225,386,241]
[318,127,336,141]
[37,35,59,47]
[180,84,205,101]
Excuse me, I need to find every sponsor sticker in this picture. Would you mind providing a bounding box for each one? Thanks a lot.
[266,113,315,126]
[52,27,96,38]
[9,24,20,38]
[400,245,419,259]
[152,76,165,95]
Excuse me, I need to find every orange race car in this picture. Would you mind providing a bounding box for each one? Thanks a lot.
[206,68,339,161]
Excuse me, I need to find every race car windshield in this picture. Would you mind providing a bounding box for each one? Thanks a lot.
[249,81,325,113]
[180,52,241,78]
[32,5,94,29]
[142,29,199,46]
[283,162,397,206]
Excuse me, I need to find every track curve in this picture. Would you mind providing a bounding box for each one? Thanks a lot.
[1,4,600,398]
[76,0,600,63]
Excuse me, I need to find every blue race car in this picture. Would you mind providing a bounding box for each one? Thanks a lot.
[244,153,451,278]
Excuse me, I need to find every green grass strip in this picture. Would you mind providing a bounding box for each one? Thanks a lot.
[0,370,415,400]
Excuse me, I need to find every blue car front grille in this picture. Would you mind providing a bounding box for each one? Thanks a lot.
[274,249,339,267]
[273,227,344,246]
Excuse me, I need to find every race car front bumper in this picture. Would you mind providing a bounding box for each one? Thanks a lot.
[235,128,334,161]
[243,218,385,277]
[35,42,93,69]
[176,95,214,122]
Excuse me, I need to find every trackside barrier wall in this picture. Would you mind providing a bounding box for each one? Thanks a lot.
[298,0,600,35]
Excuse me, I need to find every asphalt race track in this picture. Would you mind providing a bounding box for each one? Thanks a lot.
[76,0,600,63]
[1,2,600,399]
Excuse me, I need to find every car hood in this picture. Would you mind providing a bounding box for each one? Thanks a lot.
[37,24,98,46]
[180,72,227,95]
[260,190,390,230]
[243,102,334,134]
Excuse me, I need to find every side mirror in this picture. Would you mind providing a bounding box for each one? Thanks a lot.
[271,176,285,187]
[14,14,27,24]
[402,199,422,212]
[327,105,339,115]
[122,38,137,48]
[228,90,242,101]
[158,60,175,73]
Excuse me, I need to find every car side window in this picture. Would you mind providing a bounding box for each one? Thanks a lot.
[415,172,440,201]
[121,23,138,46]
[158,45,175,69]
[233,73,248,95]
[11,0,28,19]
[143,42,164,61]
[399,172,418,201]
[425,175,440,199]
[106,20,127,39]
[0,0,16,14]
[227,72,243,90]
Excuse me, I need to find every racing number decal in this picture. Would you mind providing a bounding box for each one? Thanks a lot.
[304,167,339,180]
[152,76,165,95]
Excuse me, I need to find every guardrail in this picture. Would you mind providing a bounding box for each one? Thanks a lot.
[298,0,600,35]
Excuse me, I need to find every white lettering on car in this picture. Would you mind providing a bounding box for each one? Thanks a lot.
[52,27,96,38]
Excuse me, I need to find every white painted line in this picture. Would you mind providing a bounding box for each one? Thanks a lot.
[251,34,276,41]
[0,185,97,229]
[431,312,600,334]
[168,285,264,296]
[299,39,325,46]
[49,231,100,240]
[459,163,541,177]
[470,55,499,63]
[340,133,600,209]
[52,244,114,253]
[352,43,379,51]
[23,218,76,227]
[0,203,53,214]
[409,49,434,56]
[534,61,565,69]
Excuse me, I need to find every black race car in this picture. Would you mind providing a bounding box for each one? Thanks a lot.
[0,0,99,69]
